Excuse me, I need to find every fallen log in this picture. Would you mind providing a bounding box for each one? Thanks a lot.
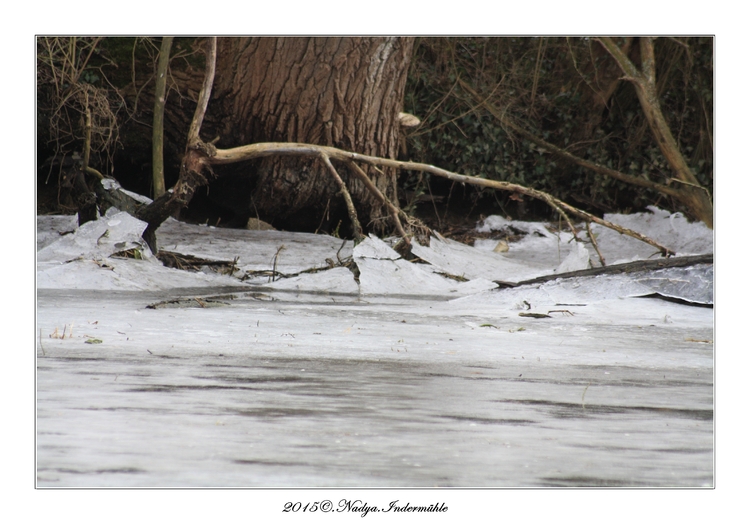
[495,254,713,288]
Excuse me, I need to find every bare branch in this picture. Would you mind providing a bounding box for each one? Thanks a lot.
[208,141,675,256]
[347,161,410,242]
[596,37,641,81]
[596,37,713,228]
[586,221,606,267]
[319,153,364,242]
[456,78,683,199]
[639,36,656,85]
[187,37,217,146]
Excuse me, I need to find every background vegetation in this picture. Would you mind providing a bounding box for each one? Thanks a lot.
[402,37,713,220]
[37,36,713,226]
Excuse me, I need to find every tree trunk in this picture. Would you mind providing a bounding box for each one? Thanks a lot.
[152,37,173,198]
[598,37,713,228]
[201,37,415,234]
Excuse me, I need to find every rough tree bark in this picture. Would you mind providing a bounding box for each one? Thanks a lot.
[202,37,415,233]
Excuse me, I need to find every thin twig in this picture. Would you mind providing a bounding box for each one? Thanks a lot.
[530,37,546,110]
[586,220,606,267]
[347,161,409,243]
[319,153,364,242]
[668,177,713,202]
[271,245,285,283]
[83,89,92,172]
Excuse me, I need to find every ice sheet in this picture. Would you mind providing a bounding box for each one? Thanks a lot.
[155,217,354,275]
[411,235,550,282]
[590,206,713,263]
[37,210,151,263]
[476,206,713,268]
[34,205,715,488]
[354,235,497,296]
[35,204,713,304]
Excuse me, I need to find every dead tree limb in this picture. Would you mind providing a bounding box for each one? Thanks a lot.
[207,142,675,256]
[137,137,675,257]
[497,254,712,288]
[346,161,410,243]
[596,37,713,228]
[319,152,364,242]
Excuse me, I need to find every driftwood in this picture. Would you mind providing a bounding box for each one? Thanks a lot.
[495,254,713,288]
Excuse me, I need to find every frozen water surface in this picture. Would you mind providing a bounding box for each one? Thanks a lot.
[36,207,713,487]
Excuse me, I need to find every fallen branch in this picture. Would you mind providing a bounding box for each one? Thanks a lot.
[586,221,606,266]
[205,142,675,256]
[496,254,712,288]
